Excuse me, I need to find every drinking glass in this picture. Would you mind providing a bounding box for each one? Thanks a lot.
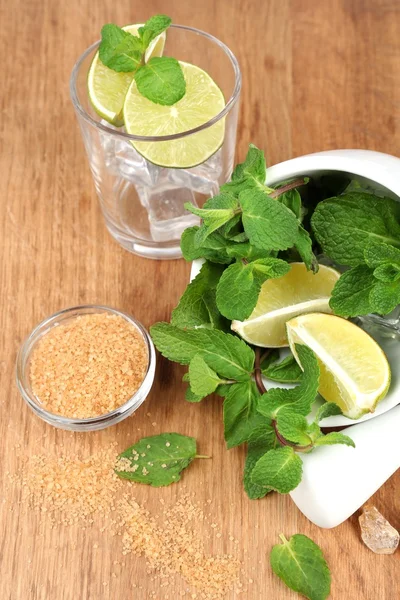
[70,25,241,259]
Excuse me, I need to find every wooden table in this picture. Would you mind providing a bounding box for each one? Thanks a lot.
[1,1,399,598]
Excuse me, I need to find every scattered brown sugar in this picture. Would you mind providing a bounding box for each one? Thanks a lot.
[12,443,244,599]
[29,313,148,418]
[119,494,241,599]
[14,442,125,526]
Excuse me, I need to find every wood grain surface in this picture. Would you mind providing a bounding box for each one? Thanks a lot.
[1,1,399,598]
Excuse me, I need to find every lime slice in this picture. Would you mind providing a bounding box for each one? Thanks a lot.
[286,313,391,419]
[231,263,340,348]
[123,61,225,168]
[88,24,166,126]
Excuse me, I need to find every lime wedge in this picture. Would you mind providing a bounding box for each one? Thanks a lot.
[286,313,391,419]
[88,24,166,126]
[231,263,340,348]
[123,61,226,168]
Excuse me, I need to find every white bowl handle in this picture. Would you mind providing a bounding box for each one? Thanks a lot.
[290,404,400,528]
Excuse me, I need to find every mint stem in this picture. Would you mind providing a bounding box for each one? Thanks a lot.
[272,419,313,452]
[269,178,308,199]
[254,348,267,395]
[279,533,289,544]
[195,455,211,459]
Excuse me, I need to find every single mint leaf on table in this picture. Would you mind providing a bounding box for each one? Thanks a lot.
[270,533,331,600]
[150,323,254,381]
[240,189,300,251]
[188,354,225,396]
[364,241,400,268]
[329,265,375,317]
[262,353,302,383]
[138,14,171,48]
[315,402,343,422]
[115,433,200,486]
[223,381,267,448]
[99,24,143,72]
[180,227,233,264]
[243,426,276,500]
[134,56,186,105]
[215,257,290,321]
[369,280,400,314]
[311,193,400,266]
[257,345,320,419]
[251,446,303,494]
[171,261,229,331]
[313,432,355,448]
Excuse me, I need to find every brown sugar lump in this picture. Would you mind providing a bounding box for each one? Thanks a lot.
[29,312,149,419]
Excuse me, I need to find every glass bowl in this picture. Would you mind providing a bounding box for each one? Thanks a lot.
[16,305,156,431]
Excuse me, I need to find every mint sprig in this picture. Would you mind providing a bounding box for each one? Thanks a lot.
[150,144,360,500]
[98,16,186,105]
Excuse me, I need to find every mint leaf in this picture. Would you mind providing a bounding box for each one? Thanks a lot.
[223,381,267,448]
[262,354,302,383]
[314,432,355,448]
[185,386,204,403]
[364,241,400,268]
[276,413,313,446]
[280,189,302,219]
[189,354,224,396]
[311,193,400,267]
[231,144,267,185]
[171,261,228,330]
[221,144,272,196]
[99,24,143,72]
[258,345,320,419]
[180,227,232,264]
[373,263,400,283]
[139,15,171,49]
[315,402,343,422]
[115,433,198,486]
[185,196,239,246]
[369,280,400,314]
[295,225,319,272]
[150,323,254,381]
[216,258,290,320]
[225,242,270,261]
[243,427,276,499]
[134,57,186,105]
[251,447,303,494]
[270,533,331,600]
[240,189,299,251]
[329,265,375,317]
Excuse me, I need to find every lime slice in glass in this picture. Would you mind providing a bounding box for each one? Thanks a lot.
[123,61,226,168]
[87,24,166,126]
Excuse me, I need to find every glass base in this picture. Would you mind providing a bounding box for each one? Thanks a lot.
[105,225,183,260]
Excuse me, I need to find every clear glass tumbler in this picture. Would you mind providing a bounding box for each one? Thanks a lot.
[70,25,241,259]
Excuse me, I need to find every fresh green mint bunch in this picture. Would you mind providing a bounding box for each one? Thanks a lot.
[149,145,359,499]
[312,193,400,316]
[99,16,186,105]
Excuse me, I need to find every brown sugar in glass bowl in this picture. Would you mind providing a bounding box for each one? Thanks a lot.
[16,306,156,431]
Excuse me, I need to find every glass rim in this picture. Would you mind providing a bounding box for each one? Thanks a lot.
[16,304,156,431]
[69,23,242,142]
